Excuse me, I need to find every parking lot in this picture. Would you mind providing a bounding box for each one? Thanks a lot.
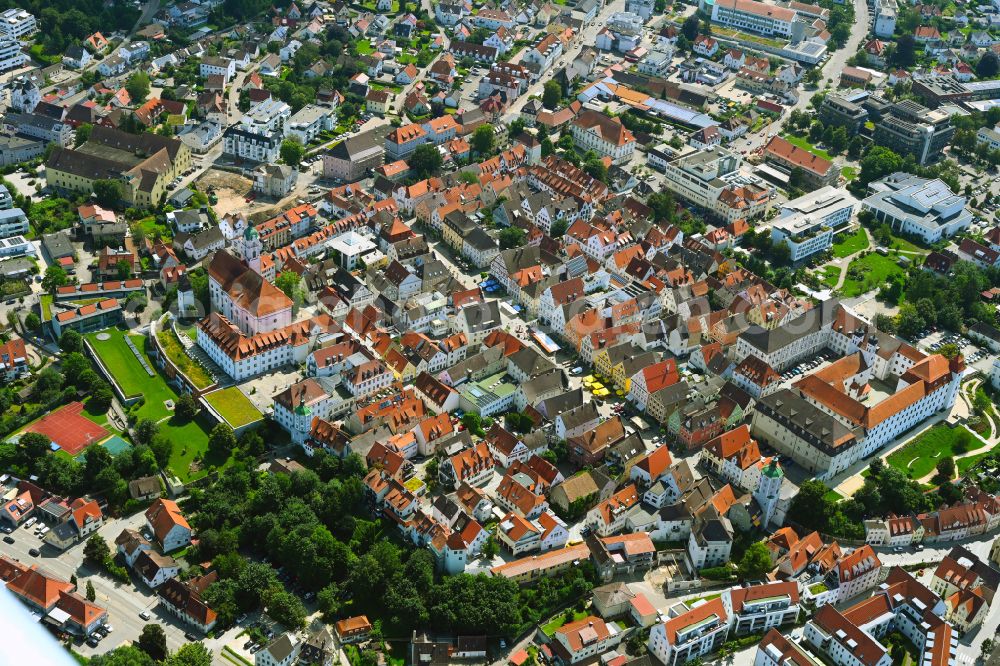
[0,511,198,658]
[917,330,994,373]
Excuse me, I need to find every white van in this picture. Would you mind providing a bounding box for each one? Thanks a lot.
[22,517,36,529]
[37,526,49,536]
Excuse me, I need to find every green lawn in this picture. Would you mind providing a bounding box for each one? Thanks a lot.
[781,133,833,161]
[161,413,230,482]
[134,215,172,241]
[204,387,263,429]
[840,254,906,298]
[820,265,841,288]
[881,231,929,256]
[885,424,983,480]
[542,609,590,636]
[354,39,374,55]
[841,166,858,181]
[86,329,176,422]
[156,327,214,389]
[823,490,844,502]
[957,443,1000,475]
[39,294,52,321]
[831,228,869,258]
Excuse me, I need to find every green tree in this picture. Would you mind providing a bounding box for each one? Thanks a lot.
[59,329,84,354]
[895,302,925,340]
[74,122,93,148]
[499,226,526,249]
[583,157,608,182]
[410,144,443,179]
[682,15,699,41]
[265,588,308,628]
[93,179,124,208]
[24,312,40,332]
[550,219,568,237]
[542,79,562,109]
[126,71,150,103]
[787,480,836,531]
[890,34,916,67]
[84,534,111,566]
[116,258,132,280]
[166,643,212,666]
[208,423,236,456]
[737,542,773,581]
[42,264,69,293]
[89,381,114,414]
[471,124,495,156]
[275,271,302,303]
[280,137,305,166]
[138,623,168,661]
[979,52,1000,79]
[86,580,96,601]
[175,393,198,421]
[934,456,956,483]
[859,146,904,186]
[90,646,156,666]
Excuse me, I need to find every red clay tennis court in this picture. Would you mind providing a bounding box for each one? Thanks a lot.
[24,401,109,456]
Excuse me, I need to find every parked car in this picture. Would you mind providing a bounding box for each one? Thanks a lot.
[28,548,39,557]
[139,611,151,621]
[2,536,13,544]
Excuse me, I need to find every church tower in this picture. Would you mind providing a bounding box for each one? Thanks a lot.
[239,221,262,274]
[755,458,784,529]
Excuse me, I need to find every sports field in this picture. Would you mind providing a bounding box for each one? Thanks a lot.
[24,401,110,456]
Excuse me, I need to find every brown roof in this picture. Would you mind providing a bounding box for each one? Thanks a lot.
[207,250,292,318]
[764,136,834,178]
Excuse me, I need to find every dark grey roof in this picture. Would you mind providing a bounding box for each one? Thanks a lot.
[739,298,840,355]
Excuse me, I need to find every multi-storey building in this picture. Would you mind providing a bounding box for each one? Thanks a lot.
[862,173,972,244]
[0,8,36,39]
[873,100,954,166]
[648,598,730,666]
[711,0,796,37]
[770,187,859,262]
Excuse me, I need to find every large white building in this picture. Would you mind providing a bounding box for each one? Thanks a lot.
[770,187,859,262]
[206,249,291,336]
[861,173,973,244]
[873,0,898,38]
[571,110,636,165]
[0,8,35,39]
[0,38,26,72]
[711,0,795,38]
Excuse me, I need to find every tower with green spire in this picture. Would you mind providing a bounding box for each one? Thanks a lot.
[240,219,262,274]
[755,457,784,528]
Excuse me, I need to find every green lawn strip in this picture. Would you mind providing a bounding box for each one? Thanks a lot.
[831,228,869,258]
[823,490,843,502]
[840,254,905,298]
[162,413,232,482]
[781,133,833,161]
[885,424,983,479]
[542,609,590,636]
[222,647,253,666]
[86,329,177,422]
[40,294,52,320]
[156,326,214,389]
[204,387,263,428]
